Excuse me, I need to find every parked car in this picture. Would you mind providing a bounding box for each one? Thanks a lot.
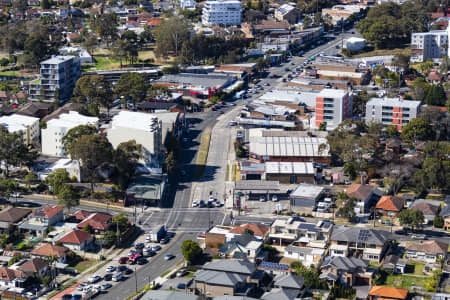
[106,266,116,272]
[176,269,188,277]
[164,254,175,260]
[77,283,88,291]
[112,273,123,282]
[177,283,186,289]
[137,257,148,265]
[123,268,133,275]
[151,245,161,251]
[117,265,128,272]
[103,274,112,281]
[271,195,278,202]
[259,196,266,202]
[119,257,129,264]
[127,250,135,256]
[135,243,145,249]
[160,238,169,244]
[192,201,198,207]
[101,283,112,290]
[88,275,102,284]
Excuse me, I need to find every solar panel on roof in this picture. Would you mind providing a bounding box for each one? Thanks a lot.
[358,229,370,241]
[260,261,289,270]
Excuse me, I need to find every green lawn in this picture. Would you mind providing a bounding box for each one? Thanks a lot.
[69,259,95,273]
[0,70,19,76]
[195,131,211,178]
[351,47,411,58]
[384,274,428,289]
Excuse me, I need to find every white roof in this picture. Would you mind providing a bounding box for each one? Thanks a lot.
[317,88,349,99]
[41,55,75,64]
[345,37,366,43]
[47,111,98,129]
[290,183,324,198]
[259,90,318,107]
[367,97,421,109]
[0,114,38,133]
[265,162,315,174]
[111,111,159,132]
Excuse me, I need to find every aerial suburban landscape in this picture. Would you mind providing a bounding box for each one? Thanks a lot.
[0,0,448,298]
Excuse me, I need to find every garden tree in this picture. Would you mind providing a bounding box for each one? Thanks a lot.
[357,1,428,49]
[302,16,312,28]
[400,118,434,142]
[155,16,190,58]
[139,28,154,46]
[181,240,202,265]
[318,122,327,131]
[24,173,38,189]
[352,90,371,116]
[419,106,450,141]
[67,135,114,193]
[114,73,148,106]
[291,262,328,289]
[57,184,79,213]
[82,223,93,233]
[113,140,142,191]
[411,77,431,101]
[82,34,98,58]
[0,127,36,177]
[72,75,112,115]
[425,270,442,292]
[45,169,70,195]
[338,198,356,221]
[425,84,446,106]
[22,36,50,69]
[386,125,399,137]
[91,12,118,47]
[102,230,117,247]
[147,85,172,100]
[111,213,129,231]
[424,141,450,160]
[62,124,97,151]
[0,179,17,200]
[391,54,410,71]
[434,216,444,228]
[417,60,434,75]
[111,39,129,68]
[121,30,138,44]
[420,157,450,191]
[397,209,424,231]
[164,152,177,179]
[12,0,28,13]
[164,133,180,158]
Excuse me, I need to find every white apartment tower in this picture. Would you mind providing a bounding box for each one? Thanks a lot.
[410,25,450,62]
[202,0,242,26]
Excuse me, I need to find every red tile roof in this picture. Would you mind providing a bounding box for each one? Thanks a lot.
[19,258,48,273]
[369,286,408,299]
[229,224,269,238]
[0,267,27,281]
[376,196,404,212]
[346,184,376,201]
[58,230,91,245]
[31,243,70,258]
[30,206,63,219]
[76,212,112,231]
[72,210,93,221]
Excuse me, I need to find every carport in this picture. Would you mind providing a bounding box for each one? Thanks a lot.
[233,180,280,210]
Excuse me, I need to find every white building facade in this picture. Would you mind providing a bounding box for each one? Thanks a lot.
[180,0,196,9]
[0,114,40,145]
[202,0,242,26]
[365,98,421,131]
[41,111,99,157]
[411,26,450,63]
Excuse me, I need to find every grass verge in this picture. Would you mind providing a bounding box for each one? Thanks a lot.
[351,47,411,58]
[69,259,95,274]
[226,164,230,181]
[231,164,236,181]
[195,131,211,179]
[46,279,77,299]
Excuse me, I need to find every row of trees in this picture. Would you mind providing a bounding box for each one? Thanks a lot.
[72,72,170,116]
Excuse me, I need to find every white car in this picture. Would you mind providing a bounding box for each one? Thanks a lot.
[112,272,123,282]
[192,201,198,207]
[127,250,136,256]
[106,266,116,272]
[271,195,278,202]
[145,236,151,242]
[88,275,102,283]
[259,196,266,202]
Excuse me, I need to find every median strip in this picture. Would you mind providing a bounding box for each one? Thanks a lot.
[195,130,211,179]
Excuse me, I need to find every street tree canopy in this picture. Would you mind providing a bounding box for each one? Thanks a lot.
[397,209,424,231]
[114,72,148,106]
[181,240,202,265]
[155,16,190,58]
[57,184,80,213]
[400,118,434,142]
[62,125,97,152]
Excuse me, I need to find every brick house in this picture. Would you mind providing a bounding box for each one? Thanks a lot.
[375,195,405,217]
[320,256,373,287]
[57,230,93,251]
[31,243,70,263]
[405,240,448,264]
[368,286,408,300]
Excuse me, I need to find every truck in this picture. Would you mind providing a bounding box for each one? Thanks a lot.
[149,224,166,242]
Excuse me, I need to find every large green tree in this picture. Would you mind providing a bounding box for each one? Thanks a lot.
[155,16,190,58]
[62,125,97,152]
[91,13,118,47]
[72,75,113,116]
[57,184,80,213]
[67,135,113,192]
[45,169,71,195]
[114,73,148,106]
[113,140,142,191]
[401,118,434,142]
[397,209,424,231]
[181,240,202,265]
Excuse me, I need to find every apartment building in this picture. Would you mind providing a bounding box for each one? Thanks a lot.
[41,111,99,157]
[107,111,162,165]
[365,98,421,131]
[315,88,352,130]
[29,56,80,101]
[180,0,195,9]
[202,0,242,26]
[410,26,450,62]
[0,114,40,145]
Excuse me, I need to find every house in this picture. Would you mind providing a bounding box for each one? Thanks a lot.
[273,273,304,295]
[382,254,407,274]
[31,243,70,263]
[189,260,262,298]
[57,229,93,251]
[274,4,299,24]
[329,226,390,262]
[0,207,31,233]
[283,245,325,266]
[440,205,450,231]
[269,217,332,248]
[219,232,263,261]
[346,183,382,214]
[141,290,200,300]
[320,256,373,286]
[16,102,53,119]
[289,184,324,213]
[261,288,301,300]
[228,224,269,241]
[375,195,405,217]
[76,212,112,233]
[19,206,64,236]
[18,258,49,277]
[0,267,28,288]
[368,286,408,300]
[405,240,448,263]
[410,199,440,223]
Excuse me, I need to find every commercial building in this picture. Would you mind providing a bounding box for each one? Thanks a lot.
[410,26,450,62]
[107,111,162,164]
[344,37,366,51]
[29,56,81,101]
[274,4,299,24]
[202,0,242,26]
[321,5,363,25]
[41,111,99,157]
[0,114,40,145]
[248,129,330,164]
[315,88,352,130]
[311,58,370,85]
[365,98,421,131]
[289,184,325,212]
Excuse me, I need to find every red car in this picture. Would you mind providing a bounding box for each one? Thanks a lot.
[119,257,128,264]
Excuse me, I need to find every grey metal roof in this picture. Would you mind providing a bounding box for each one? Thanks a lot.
[141,290,198,300]
[249,136,329,157]
[202,260,256,275]
[290,184,324,199]
[274,273,304,290]
[330,225,390,245]
[195,270,247,286]
[155,73,235,89]
[235,180,280,191]
[126,174,166,200]
[321,256,368,272]
[240,161,265,173]
[214,296,259,300]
